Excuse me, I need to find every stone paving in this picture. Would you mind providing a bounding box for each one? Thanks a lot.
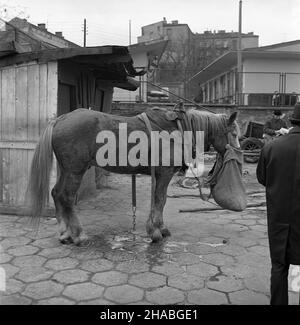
[0,163,299,305]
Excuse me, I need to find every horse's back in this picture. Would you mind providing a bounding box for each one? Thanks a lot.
[52,108,139,138]
[51,109,145,170]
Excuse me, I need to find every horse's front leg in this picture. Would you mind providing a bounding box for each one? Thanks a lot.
[146,168,175,242]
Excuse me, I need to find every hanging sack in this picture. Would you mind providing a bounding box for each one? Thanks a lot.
[208,145,247,211]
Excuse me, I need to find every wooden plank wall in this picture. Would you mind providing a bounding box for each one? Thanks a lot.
[58,60,112,113]
[0,61,57,208]
[57,61,110,199]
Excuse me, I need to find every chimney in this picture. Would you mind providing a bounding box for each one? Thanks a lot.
[55,31,63,38]
[171,20,178,25]
[37,23,46,30]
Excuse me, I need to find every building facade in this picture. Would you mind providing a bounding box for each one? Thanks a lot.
[189,40,300,107]
[113,39,168,102]
[7,17,78,49]
[137,18,258,100]
[193,30,258,70]
[138,18,193,43]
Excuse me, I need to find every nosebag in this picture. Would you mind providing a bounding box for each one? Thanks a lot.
[208,145,247,212]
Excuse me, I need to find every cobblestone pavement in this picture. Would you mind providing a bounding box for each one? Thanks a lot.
[0,163,299,305]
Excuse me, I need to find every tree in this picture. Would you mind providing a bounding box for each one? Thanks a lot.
[0,1,29,30]
[153,34,199,99]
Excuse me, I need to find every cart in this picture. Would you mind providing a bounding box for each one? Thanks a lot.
[240,121,265,163]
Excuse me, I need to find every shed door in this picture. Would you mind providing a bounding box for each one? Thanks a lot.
[58,82,76,116]
[0,62,57,209]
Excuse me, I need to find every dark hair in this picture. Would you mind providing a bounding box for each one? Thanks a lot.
[273,109,282,116]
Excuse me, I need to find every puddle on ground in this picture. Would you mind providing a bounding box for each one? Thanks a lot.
[197,241,227,247]
[68,231,228,266]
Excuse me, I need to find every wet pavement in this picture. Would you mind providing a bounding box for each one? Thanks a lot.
[0,163,299,305]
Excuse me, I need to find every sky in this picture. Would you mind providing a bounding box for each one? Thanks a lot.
[0,0,299,47]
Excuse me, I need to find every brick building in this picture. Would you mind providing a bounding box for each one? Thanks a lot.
[137,18,259,100]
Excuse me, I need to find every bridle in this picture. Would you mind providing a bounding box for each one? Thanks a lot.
[131,108,240,233]
[189,119,241,202]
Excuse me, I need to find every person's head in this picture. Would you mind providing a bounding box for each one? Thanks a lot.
[273,109,283,119]
[289,102,300,127]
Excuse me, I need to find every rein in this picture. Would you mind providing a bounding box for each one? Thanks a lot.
[180,121,234,203]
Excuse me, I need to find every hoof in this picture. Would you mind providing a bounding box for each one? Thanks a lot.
[59,236,73,245]
[59,230,74,244]
[161,228,171,237]
[151,229,163,243]
[73,233,89,247]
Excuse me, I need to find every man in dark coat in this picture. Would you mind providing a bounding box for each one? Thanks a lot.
[256,102,300,305]
[263,109,288,143]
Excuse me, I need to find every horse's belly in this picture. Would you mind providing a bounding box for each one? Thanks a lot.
[97,165,151,175]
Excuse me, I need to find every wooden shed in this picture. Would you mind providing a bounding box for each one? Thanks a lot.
[0,46,142,214]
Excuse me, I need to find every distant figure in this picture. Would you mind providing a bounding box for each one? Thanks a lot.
[194,89,203,103]
[290,92,299,106]
[256,102,300,305]
[272,91,281,107]
[263,109,288,142]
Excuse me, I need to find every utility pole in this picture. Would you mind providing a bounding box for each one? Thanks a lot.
[129,19,132,45]
[237,0,243,105]
[83,18,87,47]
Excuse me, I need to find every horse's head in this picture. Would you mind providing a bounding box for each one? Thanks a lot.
[210,112,241,156]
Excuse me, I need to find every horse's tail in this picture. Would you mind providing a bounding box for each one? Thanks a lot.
[27,119,56,226]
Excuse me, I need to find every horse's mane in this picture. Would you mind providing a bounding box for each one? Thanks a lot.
[144,106,232,138]
[186,109,227,137]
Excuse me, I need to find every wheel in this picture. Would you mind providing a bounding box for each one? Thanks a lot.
[240,137,264,163]
[241,137,264,151]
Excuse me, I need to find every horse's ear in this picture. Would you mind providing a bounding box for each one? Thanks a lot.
[227,111,238,126]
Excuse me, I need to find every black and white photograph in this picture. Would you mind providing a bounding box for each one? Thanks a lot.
[0,0,300,311]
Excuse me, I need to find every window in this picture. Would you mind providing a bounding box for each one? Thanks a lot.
[232,39,238,50]
[220,75,225,97]
[215,40,223,48]
[214,80,218,99]
[166,28,172,37]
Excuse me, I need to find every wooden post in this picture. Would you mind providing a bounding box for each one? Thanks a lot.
[131,174,137,231]
[237,0,243,105]
[132,174,136,208]
[83,18,87,47]
[129,20,132,46]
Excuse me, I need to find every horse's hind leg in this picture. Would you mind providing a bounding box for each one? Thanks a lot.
[146,168,174,242]
[51,175,69,243]
[55,172,87,245]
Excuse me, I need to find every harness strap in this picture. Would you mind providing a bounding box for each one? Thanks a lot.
[138,113,156,219]
[176,118,210,201]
